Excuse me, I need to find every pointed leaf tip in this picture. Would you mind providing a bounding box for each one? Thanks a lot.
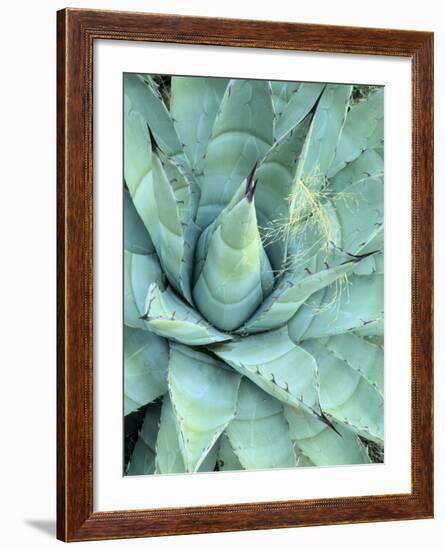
[147,124,161,154]
[245,162,258,203]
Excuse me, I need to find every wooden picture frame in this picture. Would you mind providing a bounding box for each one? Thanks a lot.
[57,8,434,542]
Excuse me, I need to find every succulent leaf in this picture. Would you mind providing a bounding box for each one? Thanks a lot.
[197,79,274,227]
[294,447,315,467]
[124,75,195,243]
[124,74,186,161]
[226,379,297,469]
[323,333,383,396]
[328,88,384,177]
[240,259,358,333]
[147,144,200,303]
[301,339,383,444]
[274,83,325,140]
[292,84,352,197]
[124,91,152,197]
[143,283,231,345]
[217,433,244,471]
[155,393,187,474]
[124,251,164,329]
[124,94,154,238]
[329,148,383,194]
[270,80,300,120]
[124,326,169,415]
[288,272,383,341]
[155,394,220,474]
[212,328,322,417]
[127,403,161,475]
[255,115,311,270]
[168,344,241,472]
[330,176,383,256]
[193,176,273,331]
[284,405,371,466]
[170,76,229,181]
[124,187,154,255]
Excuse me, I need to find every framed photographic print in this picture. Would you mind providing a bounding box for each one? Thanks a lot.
[57,8,434,542]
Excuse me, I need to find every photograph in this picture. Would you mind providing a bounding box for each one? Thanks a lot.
[123,74,384,476]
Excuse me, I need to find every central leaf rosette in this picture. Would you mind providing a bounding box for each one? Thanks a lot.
[193,167,273,331]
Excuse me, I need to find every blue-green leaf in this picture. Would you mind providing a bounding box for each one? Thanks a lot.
[270,80,300,123]
[147,146,200,303]
[155,394,186,474]
[143,283,231,345]
[127,403,161,475]
[288,273,383,341]
[212,328,322,416]
[155,394,221,474]
[255,116,311,270]
[274,82,325,140]
[197,79,274,227]
[324,333,383,396]
[226,379,296,470]
[193,176,273,331]
[124,74,185,160]
[170,76,229,182]
[292,84,352,195]
[217,433,244,471]
[124,326,168,415]
[124,251,164,329]
[330,176,384,256]
[301,339,383,444]
[168,345,241,472]
[124,188,154,254]
[240,259,357,334]
[284,405,370,466]
[328,88,384,178]
[328,148,383,194]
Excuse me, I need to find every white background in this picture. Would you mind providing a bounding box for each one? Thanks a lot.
[0,0,442,548]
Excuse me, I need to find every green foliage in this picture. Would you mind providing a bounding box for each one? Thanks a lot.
[123,74,384,474]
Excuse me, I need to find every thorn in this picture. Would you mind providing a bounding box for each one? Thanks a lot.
[139,295,156,320]
[304,267,313,275]
[318,412,343,437]
[245,163,258,203]
[147,125,160,154]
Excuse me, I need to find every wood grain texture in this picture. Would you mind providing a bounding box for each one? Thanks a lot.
[57,8,434,542]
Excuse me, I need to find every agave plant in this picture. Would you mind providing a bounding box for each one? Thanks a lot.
[124,74,384,475]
